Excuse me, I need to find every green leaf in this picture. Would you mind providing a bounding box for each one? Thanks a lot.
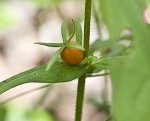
[61,20,67,43]
[88,98,110,114]
[75,21,82,45]
[66,43,85,51]
[100,0,113,39]
[0,60,87,94]
[27,108,55,121]
[35,42,64,47]
[33,0,63,8]
[89,56,127,72]
[100,0,148,41]
[5,105,54,121]
[81,56,98,66]
[90,39,111,53]
[100,0,150,121]
[111,47,150,121]
[105,117,115,121]
[118,34,133,41]
[67,20,75,42]
[107,45,127,56]
[46,46,65,70]
[0,106,7,121]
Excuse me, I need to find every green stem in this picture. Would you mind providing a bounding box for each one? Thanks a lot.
[0,84,51,105]
[104,70,109,102]
[75,0,92,121]
[75,75,86,121]
[83,0,92,57]
[87,73,110,77]
[33,85,53,108]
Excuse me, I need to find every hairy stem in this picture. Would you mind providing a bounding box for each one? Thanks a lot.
[75,0,92,121]
[75,75,86,121]
[83,0,92,57]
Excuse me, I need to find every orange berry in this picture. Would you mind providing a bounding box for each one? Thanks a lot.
[60,41,84,65]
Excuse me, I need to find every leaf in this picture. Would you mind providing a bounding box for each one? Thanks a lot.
[100,0,112,38]
[111,48,150,121]
[118,34,133,41]
[89,56,127,72]
[61,20,67,43]
[66,43,85,51]
[33,0,63,8]
[27,108,55,121]
[80,56,98,66]
[90,39,111,53]
[100,0,148,41]
[35,42,64,47]
[0,60,87,94]
[105,117,115,121]
[46,46,65,70]
[88,98,110,113]
[100,0,150,121]
[107,45,127,56]
[0,106,7,121]
[75,21,83,45]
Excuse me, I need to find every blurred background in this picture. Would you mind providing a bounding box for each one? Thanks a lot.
[0,0,134,121]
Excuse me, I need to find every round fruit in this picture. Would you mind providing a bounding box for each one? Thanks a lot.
[60,41,84,65]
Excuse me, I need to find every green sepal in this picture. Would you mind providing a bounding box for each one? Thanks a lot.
[35,42,64,47]
[67,20,75,43]
[61,20,67,43]
[75,21,82,45]
[66,43,85,51]
[46,46,65,71]
[81,56,98,65]
[80,56,98,73]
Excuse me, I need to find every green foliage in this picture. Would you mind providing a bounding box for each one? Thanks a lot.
[90,32,133,56]
[75,21,83,45]
[67,20,75,43]
[88,98,110,114]
[36,20,82,71]
[61,20,82,44]
[33,0,63,8]
[66,43,85,51]
[0,52,124,94]
[35,42,64,47]
[89,56,126,73]
[46,46,65,70]
[61,20,76,43]
[3,105,54,121]
[61,20,67,43]
[99,0,150,121]
[0,3,17,29]
[0,60,87,94]
[90,39,111,54]
[0,106,7,121]
[26,108,55,121]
